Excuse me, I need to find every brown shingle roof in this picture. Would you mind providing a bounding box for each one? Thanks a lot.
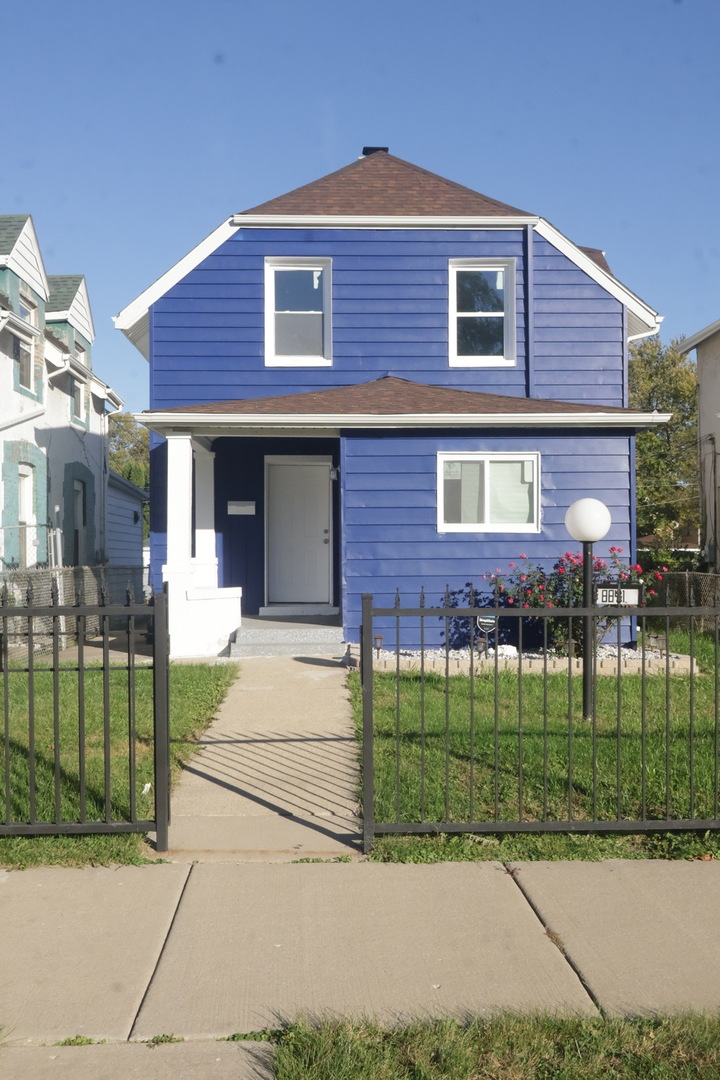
[241,150,534,218]
[579,246,613,275]
[145,376,632,417]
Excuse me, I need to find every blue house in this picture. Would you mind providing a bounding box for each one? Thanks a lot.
[115,148,666,657]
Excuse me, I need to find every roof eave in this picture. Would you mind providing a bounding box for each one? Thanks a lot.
[136,410,671,437]
[679,318,720,354]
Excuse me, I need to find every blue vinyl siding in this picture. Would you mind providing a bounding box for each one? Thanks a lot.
[149,226,626,412]
[340,429,633,645]
[150,228,529,408]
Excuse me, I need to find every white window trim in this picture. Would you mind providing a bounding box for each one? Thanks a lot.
[437,451,540,533]
[70,377,86,421]
[264,256,332,367]
[448,258,516,367]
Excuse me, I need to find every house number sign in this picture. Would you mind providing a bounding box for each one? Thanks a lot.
[595,587,640,606]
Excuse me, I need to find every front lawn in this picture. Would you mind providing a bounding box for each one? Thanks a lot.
[0,662,238,868]
[350,639,720,861]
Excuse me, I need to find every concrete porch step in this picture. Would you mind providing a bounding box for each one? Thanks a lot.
[229,617,346,658]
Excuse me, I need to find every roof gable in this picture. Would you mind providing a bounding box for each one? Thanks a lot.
[47,274,95,342]
[241,150,535,218]
[0,214,49,300]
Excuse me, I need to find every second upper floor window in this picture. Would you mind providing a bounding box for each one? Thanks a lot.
[449,259,516,367]
[71,378,85,421]
[12,333,33,389]
[264,258,332,366]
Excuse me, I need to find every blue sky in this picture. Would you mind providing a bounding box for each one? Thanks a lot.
[4,0,718,413]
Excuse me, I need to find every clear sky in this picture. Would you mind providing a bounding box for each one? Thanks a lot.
[4,0,718,413]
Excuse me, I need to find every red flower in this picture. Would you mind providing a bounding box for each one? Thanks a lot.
[519,553,527,559]
[526,589,532,595]
[558,567,565,574]
[509,562,515,568]
[523,603,530,608]
[648,589,656,596]
[508,598,514,604]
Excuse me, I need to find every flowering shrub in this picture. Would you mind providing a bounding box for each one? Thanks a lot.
[446,550,665,654]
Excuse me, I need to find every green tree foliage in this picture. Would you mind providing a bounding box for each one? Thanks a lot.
[108,412,149,489]
[108,412,150,537]
[629,336,698,556]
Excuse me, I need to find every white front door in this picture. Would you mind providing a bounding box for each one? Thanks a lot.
[266,457,332,605]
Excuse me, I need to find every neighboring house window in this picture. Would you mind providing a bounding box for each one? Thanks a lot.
[71,378,85,421]
[448,259,516,366]
[437,452,539,532]
[17,463,36,569]
[264,257,332,366]
[73,479,87,564]
[19,296,37,326]
[12,334,33,389]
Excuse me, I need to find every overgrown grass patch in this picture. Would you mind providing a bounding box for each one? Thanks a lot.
[0,662,238,868]
[272,1016,720,1080]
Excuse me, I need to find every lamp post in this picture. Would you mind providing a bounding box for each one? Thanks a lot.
[564,498,611,720]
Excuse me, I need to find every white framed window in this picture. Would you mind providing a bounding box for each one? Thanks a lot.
[437,452,539,532]
[12,333,33,389]
[19,296,37,326]
[71,377,85,421]
[448,259,516,366]
[264,257,332,366]
[75,341,87,366]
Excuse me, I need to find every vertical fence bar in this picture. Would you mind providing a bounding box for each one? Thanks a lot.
[616,614,622,820]
[542,614,549,821]
[419,588,426,822]
[394,590,401,823]
[52,582,62,823]
[77,606,87,822]
[27,591,36,825]
[517,614,524,822]
[468,584,475,823]
[640,613,647,821]
[152,589,170,853]
[689,613,696,820]
[715,613,719,821]
[102,605,112,822]
[2,587,10,825]
[444,586,451,823]
[127,603,137,823]
[493,592,500,821]
[665,612,672,819]
[567,612,574,824]
[360,594,375,853]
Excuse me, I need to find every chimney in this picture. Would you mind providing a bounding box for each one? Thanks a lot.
[361,146,389,156]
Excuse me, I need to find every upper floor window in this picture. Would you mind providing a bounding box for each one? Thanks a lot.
[75,342,87,366]
[448,259,516,367]
[437,452,539,533]
[19,296,37,326]
[71,377,85,421]
[12,333,33,389]
[264,257,332,366]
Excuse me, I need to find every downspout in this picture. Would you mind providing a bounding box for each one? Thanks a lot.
[0,405,46,431]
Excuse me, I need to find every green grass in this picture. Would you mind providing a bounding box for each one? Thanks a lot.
[271,1016,720,1080]
[0,662,238,868]
[349,634,720,860]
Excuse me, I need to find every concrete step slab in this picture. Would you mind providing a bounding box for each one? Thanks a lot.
[509,859,720,1016]
[161,814,362,862]
[0,1041,274,1079]
[132,862,597,1040]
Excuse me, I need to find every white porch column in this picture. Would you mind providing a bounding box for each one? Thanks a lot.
[163,431,193,571]
[192,442,217,585]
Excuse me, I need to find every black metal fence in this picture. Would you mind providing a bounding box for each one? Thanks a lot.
[1,584,170,851]
[360,593,720,853]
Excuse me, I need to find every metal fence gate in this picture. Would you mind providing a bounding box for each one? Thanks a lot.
[1,585,170,852]
[360,593,720,853]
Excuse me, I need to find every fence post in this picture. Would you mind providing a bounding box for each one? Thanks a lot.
[361,593,375,854]
[152,587,170,853]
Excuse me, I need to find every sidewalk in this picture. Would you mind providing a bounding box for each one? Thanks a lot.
[3,655,720,1076]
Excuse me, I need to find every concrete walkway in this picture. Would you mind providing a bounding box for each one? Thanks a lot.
[162,655,361,860]
[4,654,720,1077]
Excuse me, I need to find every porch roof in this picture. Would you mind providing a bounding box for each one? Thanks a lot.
[138,376,671,436]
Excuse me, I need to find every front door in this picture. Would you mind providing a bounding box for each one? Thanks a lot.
[265,457,333,605]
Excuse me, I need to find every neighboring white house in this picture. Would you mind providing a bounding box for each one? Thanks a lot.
[107,470,147,570]
[0,214,123,571]
[680,319,720,570]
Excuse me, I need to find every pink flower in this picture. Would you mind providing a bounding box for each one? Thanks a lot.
[523,603,530,608]
[520,574,527,581]
[508,598,514,605]
[519,553,527,559]
[648,589,656,596]
[526,589,532,595]
[654,571,663,581]
[509,562,515,568]
[662,566,668,572]
[610,546,618,553]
